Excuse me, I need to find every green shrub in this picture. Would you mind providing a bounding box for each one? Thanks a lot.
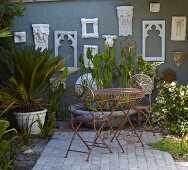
[0,0,25,29]
[153,81,188,135]
[0,0,25,46]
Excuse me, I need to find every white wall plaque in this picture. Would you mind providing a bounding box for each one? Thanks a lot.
[14,32,26,43]
[102,35,117,48]
[142,20,165,61]
[83,45,98,68]
[32,24,49,51]
[171,16,187,41]
[81,18,99,38]
[116,6,134,36]
[150,3,160,13]
[54,31,77,68]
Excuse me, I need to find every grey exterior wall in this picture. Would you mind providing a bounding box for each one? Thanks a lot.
[14,0,188,85]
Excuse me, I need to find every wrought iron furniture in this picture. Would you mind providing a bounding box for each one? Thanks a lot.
[94,88,145,146]
[64,84,124,161]
[128,74,155,137]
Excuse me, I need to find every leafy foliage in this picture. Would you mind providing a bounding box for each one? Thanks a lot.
[0,28,11,38]
[38,83,66,139]
[37,113,55,139]
[137,57,162,83]
[118,46,137,87]
[20,116,36,145]
[0,0,25,29]
[0,45,67,112]
[0,0,25,46]
[153,81,188,135]
[79,44,159,89]
[0,120,22,170]
[80,45,116,89]
[148,137,188,158]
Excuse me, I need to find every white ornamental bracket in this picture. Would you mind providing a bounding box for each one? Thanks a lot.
[102,35,117,48]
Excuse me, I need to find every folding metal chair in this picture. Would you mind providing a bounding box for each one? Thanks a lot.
[64,84,115,161]
[128,74,155,137]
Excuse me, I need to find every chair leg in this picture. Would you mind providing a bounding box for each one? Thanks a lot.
[138,109,155,138]
[86,120,112,162]
[65,120,90,159]
[122,109,144,147]
[110,116,126,142]
[107,120,125,153]
[65,130,76,158]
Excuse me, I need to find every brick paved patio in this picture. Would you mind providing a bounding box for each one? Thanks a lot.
[33,131,188,170]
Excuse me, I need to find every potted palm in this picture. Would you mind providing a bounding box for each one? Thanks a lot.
[0,45,67,134]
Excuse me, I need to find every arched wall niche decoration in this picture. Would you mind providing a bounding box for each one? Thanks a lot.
[142,20,165,61]
[54,31,77,68]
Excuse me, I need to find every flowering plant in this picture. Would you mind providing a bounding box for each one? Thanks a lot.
[137,57,163,83]
[153,81,188,135]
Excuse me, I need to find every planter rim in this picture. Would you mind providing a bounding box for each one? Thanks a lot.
[13,108,47,116]
[69,105,136,116]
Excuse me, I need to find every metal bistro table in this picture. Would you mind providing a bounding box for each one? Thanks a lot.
[93,88,145,146]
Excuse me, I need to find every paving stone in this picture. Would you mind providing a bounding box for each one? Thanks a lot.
[32,131,180,170]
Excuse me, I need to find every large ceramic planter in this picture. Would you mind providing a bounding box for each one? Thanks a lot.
[69,105,136,128]
[13,109,47,134]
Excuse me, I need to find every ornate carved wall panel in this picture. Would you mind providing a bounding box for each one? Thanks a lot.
[116,6,134,36]
[32,24,50,51]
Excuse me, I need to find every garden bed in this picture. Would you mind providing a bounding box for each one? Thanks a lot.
[14,136,49,170]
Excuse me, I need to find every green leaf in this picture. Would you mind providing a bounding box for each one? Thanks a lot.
[0,120,9,139]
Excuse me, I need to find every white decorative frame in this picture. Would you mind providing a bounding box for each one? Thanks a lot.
[83,45,98,68]
[14,32,26,43]
[81,18,99,38]
[171,16,187,41]
[150,3,160,13]
[54,31,77,68]
[142,20,165,61]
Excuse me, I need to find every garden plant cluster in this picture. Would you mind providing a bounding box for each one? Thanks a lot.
[0,0,188,169]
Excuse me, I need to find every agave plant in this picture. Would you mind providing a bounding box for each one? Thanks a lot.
[0,45,67,112]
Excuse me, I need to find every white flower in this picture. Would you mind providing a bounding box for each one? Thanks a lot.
[171,82,176,86]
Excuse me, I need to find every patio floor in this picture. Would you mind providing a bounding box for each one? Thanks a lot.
[32,130,188,170]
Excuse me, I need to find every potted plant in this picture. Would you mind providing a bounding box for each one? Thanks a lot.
[0,45,67,134]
